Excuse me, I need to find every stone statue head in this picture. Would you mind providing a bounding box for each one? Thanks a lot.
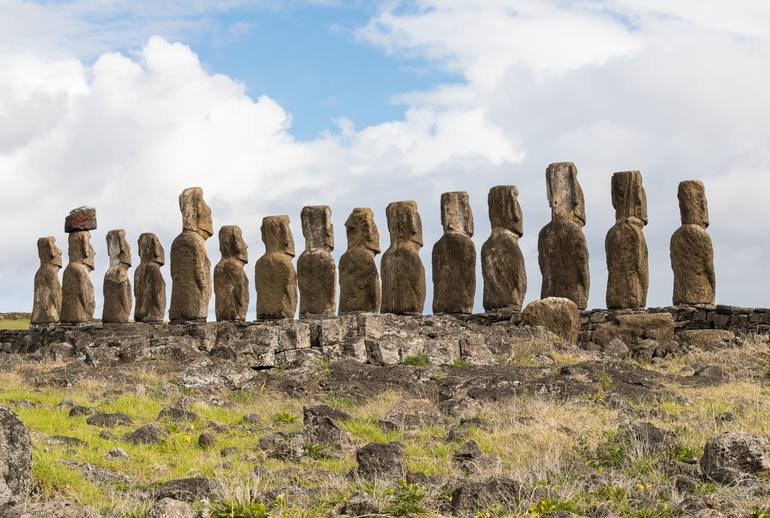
[219,225,248,264]
[345,208,380,254]
[138,233,165,266]
[386,200,423,248]
[106,229,132,268]
[179,187,213,239]
[301,205,334,252]
[678,180,709,227]
[546,162,586,226]
[488,185,523,237]
[37,236,62,269]
[68,231,95,271]
[440,192,474,237]
[612,171,647,225]
[261,215,295,257]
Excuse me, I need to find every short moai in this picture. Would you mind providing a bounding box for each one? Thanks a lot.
[606,171,648,309]
[670,180,715,305]
[538,162,590,310]
[169,187,213,323]
[31,236,63,324]
[381,200,426,315]
[102,229,133,323]
[481,186,527,313]
[61,207,97,323]
[134,233,166,323]
[214,225,249,321]
[254,215,297,319]
[432,192,476,314]
[297,206,336,318]
[339,208,381,314]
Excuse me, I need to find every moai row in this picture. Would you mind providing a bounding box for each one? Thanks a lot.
[381,201,426,315]
[339,208,381,314]
[134,233,166,323]
[31,237,63,324]
[298,206,336,318]
[102,230,133,323]
[214,225,249,321]
[255,215,297,319]
[433,192,475,314]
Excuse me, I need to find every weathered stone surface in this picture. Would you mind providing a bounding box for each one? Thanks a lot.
[298,205,336,318]
[64,206,97,233]
[381,399,442,431]
[521,297,580,343]
[0,499,98,518]
[124,423,167,445]
[591,313,677,358]
[60,231,95,323]
[450,477,525,515]
[381,201,425,315]
[31,236,62,324]
[356,442,406,481]
[671,181,715,305]
[214,225,249,322]
[481,185,526,312]
[86,412,133,427]
[339,208,381,314]
[676,330,737,350]
[538,163,590,309]
[432,192,475,314]
[700,432,770,484]
[151,477,222,502]
[102,229,132,323]
[170,187,213,322]
[0,406,32,505]
[255,215,297,320]
[146,498,194,518]
[606,171,648,309]
[134,233,166,323]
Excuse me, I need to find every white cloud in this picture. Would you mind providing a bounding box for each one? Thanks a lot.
[1,0,770,317]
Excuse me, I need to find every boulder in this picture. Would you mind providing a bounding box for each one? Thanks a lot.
[380,399,441,431]
[453,441,501,476]
[700,432,770,484]
[0,499,98,518]
[85,412,132,427]
[676,330,738,350]
[449,477,525,515]
[356,442,406,481]
[123,423,167,445]
[521,297,580,343]
[146,498,194,518]
[0,407,31,504]
[591,312,677,357]
[152,477,222,502]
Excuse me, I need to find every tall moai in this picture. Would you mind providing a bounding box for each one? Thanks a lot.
[339,208,381,314]
[381,200,426,315]
[255,215,297,319]
[432,192,476,314]
[481,186,527,313]
[61,207,97,323]
[134,233,166,323]
[214,225,249,322]
[671,180,715,305]
[538,162,590,310]
[297,206,336,318]
[606,171,648,309]
[169,187,213,323]
[102,229,133,323]
[31,236,63,324]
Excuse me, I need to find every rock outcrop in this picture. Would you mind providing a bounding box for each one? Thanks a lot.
[0,406,32,505]
[432,192,475,314]
[700,432,770,484]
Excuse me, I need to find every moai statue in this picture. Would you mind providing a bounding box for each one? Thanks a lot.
[538,162,590,310]
[606,171,648,309]
[381,200,426,315]
[214,225,249,321]
[255,215,297,319]
[670,180,715,305]
[31,236,63,324]
[134,233,166,323]
[169,187,213,323]
[481,186,527,313]
[432,192,476,314]
[61,207,96,323]
[339,208,381,314]
[102,230,133,323]
[297,206,336,318]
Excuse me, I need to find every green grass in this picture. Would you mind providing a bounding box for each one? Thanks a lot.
[0,317,30,330]
[401,355,429,367]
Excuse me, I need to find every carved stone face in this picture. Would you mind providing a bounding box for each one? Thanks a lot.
[546,162,586,226]
[440,191,474,237]
[219,225,248,263]
[180,187,213,239]
[345,208,380,254]
[106,229,132,268]
[488,185,523,237]
[69,231,95,271]
[138,233,165,266]
[386,200,423,247]
[301,205,334,252]
[261,215,295,257]
[612,171,648,225]
[678,180,709,227]
[37,236,62,269]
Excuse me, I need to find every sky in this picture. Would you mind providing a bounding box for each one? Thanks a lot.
[1,0,770,318]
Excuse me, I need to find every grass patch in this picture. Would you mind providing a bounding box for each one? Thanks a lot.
[401,355,429,367]
[0,318,30,330]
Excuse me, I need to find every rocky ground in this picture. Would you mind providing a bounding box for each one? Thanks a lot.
[0,327,768,517]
